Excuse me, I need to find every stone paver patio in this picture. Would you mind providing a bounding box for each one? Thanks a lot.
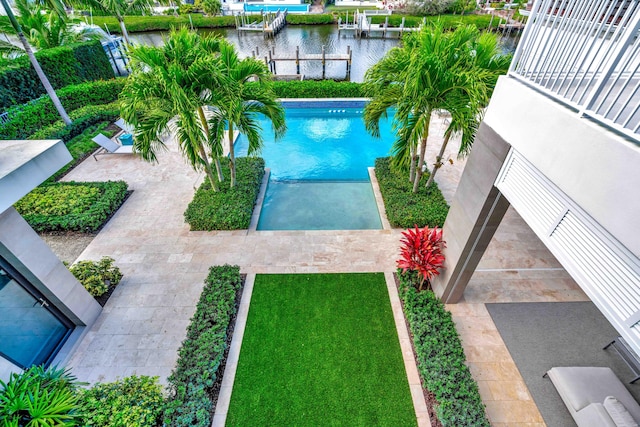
[60,115,588,426]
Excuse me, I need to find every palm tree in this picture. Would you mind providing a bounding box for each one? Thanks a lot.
[207,41,286,188]
[77,0,166,45]
[0,0,71,124]
[424,31,511,188]
[364,23,508,193]
[119,28,232,191]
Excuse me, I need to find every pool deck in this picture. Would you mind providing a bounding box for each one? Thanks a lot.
[60,113,587,426]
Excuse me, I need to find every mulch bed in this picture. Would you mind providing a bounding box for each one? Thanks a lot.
[394,272,443,427]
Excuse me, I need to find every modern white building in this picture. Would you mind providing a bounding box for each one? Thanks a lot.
[0,140,101,380]
[433,0,640,356]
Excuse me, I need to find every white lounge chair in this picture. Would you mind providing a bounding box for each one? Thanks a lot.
[114,118,135,134]
[92,133,134,160]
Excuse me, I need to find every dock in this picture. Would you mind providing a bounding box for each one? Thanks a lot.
[256,46,353,79]
[338,10,423,39]
[235,9,287,38]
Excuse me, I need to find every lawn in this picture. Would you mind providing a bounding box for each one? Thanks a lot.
[226,273,417,427]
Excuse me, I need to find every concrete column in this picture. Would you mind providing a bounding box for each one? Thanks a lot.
[431,123,511,303]
[0,207,101,326]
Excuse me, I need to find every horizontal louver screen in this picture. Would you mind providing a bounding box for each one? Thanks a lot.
[496,149,640,354]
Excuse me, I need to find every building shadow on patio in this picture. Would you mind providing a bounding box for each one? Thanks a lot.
[487,301,640,427]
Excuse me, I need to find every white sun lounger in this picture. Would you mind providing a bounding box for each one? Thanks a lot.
[92,133,133,160]
[114,118,135,134]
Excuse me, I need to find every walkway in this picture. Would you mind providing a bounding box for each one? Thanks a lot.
[61,114,587,426]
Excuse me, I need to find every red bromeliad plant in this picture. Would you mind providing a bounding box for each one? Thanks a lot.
[397,226,446,291]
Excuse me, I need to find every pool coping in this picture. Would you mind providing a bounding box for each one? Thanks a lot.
[211,272,431,427]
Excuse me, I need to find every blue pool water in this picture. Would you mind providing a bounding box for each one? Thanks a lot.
[243,3,309,13]
[235,104,395,230]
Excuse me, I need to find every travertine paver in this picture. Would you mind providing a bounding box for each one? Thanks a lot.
[61,113,586,426]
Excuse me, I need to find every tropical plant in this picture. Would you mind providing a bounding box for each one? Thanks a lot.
[397,225,445,291]
[0,365,82,426]
[120,28,232,192]
[0,0,71,124]
[201,0,221,16]
[68,256,123,297]
[364,23,509,193]
[207,41,285,188]
[13,0,103,50]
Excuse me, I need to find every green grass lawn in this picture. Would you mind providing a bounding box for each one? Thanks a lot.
[226,273,417,427]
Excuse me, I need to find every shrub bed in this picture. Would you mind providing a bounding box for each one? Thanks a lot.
[369,14,493,30]
[91,15,235,33]
[286,13,334,25]
[184,157,265,230]
[0,79,124,140]
[0,40,114,109]
[164,264,243,427]
[375,157,449,228]
[272,80,363,98]
[14,181,128,232]
[78,376,165,427]
[397,272,490,426]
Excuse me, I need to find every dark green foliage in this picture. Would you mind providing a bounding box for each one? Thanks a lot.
[184,157,265,230]
[375,157,449,228]
[78,376,165,427]
[68,257,123,297]
[398,273,490,426]
[286,13,334,24]
[369,14,492,30]
[0,79,124,140]
[90,15,235,33]
[30,101,121,143]
[0,40,114,109]
[0,366,82,427]
[164,264,242,427]
[14,181,128,232]
[272,80,363,98]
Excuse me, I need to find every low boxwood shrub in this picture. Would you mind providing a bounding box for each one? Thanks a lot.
[184,157,265,230]
[375,157,449,228]
[272,80,363,98]
[0,79,124,140]
[14,181,128,232]
[30,101,121,143]
[398,273,490,426]
[164,264,242,427]
[0,40,114,109]
[78,375,165,427]
[68,256,123,297]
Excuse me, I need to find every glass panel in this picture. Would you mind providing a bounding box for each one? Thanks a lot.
[0,268,70,368]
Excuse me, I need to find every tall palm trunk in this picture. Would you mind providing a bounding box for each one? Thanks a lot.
[425,131,450,189]
[116,13,131,44]
[1,0,71,125]
[196,106,219,191]
[228,123,236,188]
[409,145,416,183]
[412,114,430,193]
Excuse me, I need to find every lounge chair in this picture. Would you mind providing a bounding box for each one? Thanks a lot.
[92,133,134,160]
[114,118,135,134]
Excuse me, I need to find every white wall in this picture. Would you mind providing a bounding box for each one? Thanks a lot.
[0,356,20,383]
[484,76,640,259]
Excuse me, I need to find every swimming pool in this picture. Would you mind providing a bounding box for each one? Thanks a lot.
[243,3,310,13]
[235,102,395,230]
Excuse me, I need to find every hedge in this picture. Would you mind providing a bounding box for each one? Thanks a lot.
[0,40,114,109]
[184,157,265,230]
[375,157,449,228]
[164,264,242,427]
[90,15,235,33]
[0,79,124,140]
[30,101,121,143]
[286,13,335,25]
[398,273,490,426]
[369,13,493,30]
[272,80,364,98]
[14,181,128,232]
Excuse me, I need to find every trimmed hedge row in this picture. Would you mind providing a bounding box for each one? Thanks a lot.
[91,15,235,33]
[0,79,124,140]
[164,264,242,427]
[0,40,114,109]
[30,101,120,143]
[272,80,364,98]
[184,157,265,230]
[369,13,493,30]
[286,13,335,25]
[398,273,490,426]
[375,157,449,228]
[14,181,128,232]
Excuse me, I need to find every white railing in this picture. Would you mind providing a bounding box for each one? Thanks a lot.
[509,0,640,142]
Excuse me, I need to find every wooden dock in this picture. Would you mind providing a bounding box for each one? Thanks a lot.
[235,10,287,38]
[338,10,423,39]
[256,45,353,79]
